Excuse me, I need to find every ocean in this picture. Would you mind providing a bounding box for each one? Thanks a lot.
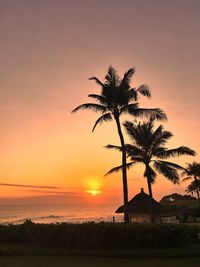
[0,205,123,225]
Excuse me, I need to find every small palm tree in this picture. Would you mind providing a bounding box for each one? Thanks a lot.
[186,180,200,198]
[72,66,167,223]
[106,120,195,223]
[182,162,200,202]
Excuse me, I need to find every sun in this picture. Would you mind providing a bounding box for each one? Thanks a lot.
[86,189,102,196]
[84,176,103,196]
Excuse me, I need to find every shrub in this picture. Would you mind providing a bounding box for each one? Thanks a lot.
[0,222,199,249]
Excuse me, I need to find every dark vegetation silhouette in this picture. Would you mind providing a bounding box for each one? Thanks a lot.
[0,221,199,249]
[186,180,200,198]
[72,66,167,223]
[182,162,200,202]
[105,120,195,223]
[160,193,197,204]
[159,193,200,223]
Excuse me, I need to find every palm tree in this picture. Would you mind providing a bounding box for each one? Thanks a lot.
[182,162,200,202]
[106,120,196,223]
[185,179,200,199]
[72,66,167,223]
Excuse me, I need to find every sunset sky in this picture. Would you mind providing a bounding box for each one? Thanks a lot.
[0,0,199,207]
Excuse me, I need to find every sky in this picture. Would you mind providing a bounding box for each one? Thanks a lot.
[0,0,199,207]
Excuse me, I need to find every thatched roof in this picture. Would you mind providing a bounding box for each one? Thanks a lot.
[116,188,168,214]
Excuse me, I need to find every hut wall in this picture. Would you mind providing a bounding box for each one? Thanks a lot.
[129,213,160,223]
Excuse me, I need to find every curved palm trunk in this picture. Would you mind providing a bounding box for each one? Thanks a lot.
[146,165,155,223]
[115,115,129,223]
[194,175,200,203]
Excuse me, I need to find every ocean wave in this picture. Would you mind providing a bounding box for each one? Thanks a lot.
[35,215,65,220]
[0,207,123,225]
[0,215,66,225]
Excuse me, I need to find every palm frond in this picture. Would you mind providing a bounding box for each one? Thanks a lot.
[183,162,200,177]
[150,126,173,150]
[144,165,157,183]
[105,65,120,86]
[181,169,187,177]
[148,108,167,121]
[105,162,134,176]
[150,125,163,140]
[123,120,139,143]
[153,161,180,184]
[122,68,135,83]
[125,144,143,158]
[126,107,167,121]
[123,88,137,101]
[104,144,122,151]
[123,120,134,129]
[154,160,185,171]
[182,176,192,182]
[88,94,108,105]
[152,147,167,157]
[120,68,135,90]
[119,103,139,115]
[92,113,112,132]
[152,131,173,148]
[89,77,104,87]
[129,156,144,163]
[71,103,107,113]
[123,120,149,148]
[136,84,151,98]
[123,120,153,149]
[186,179,200,193]
[156,146,196,159]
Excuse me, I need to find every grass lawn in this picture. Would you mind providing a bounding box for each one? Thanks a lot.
[0,243,200,267]
[0,256,200,267]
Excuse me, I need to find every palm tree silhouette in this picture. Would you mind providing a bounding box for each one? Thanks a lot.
[186,180,200,198]
[106,120,195,223]
[72,66,167,223]
[182,162,200,202]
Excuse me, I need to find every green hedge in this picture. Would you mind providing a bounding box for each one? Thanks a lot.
[0,222,199,249]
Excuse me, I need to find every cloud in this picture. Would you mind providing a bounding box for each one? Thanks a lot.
[0,183,62,189]
[28,189,81,195]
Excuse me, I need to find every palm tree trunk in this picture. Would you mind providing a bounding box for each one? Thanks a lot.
[194,175,200,203]
[146,165,155,223]
[114,115,129,223]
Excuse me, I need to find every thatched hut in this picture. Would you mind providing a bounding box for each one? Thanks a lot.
[116,188,168,223]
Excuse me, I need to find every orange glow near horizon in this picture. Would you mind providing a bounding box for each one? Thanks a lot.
[86,189,102,196]
[0,1,199,206]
